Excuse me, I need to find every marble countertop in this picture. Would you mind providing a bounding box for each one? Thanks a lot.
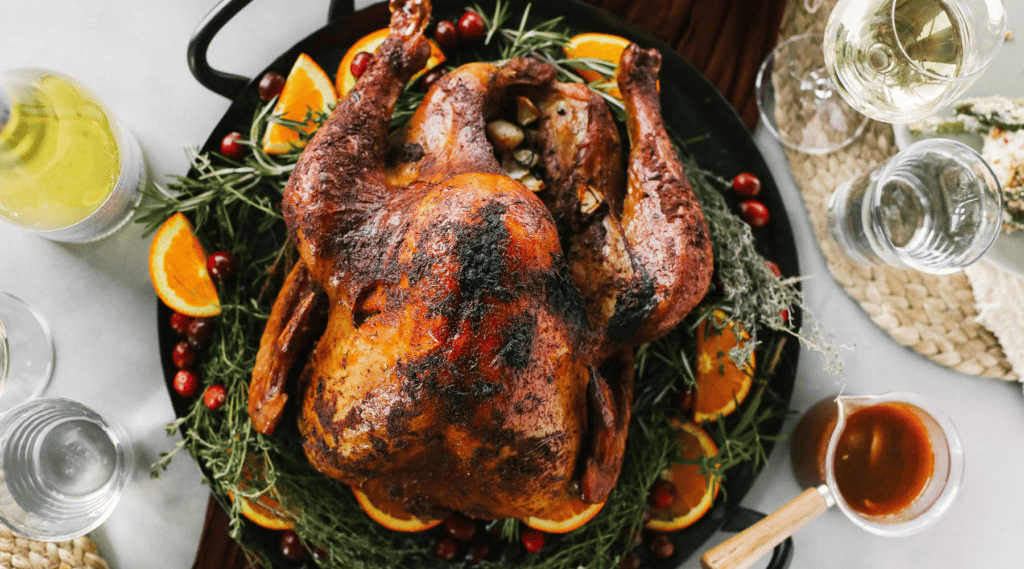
[2,1,1023,568]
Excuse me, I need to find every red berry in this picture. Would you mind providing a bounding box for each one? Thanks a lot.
[280,529,306,562]
[170,312,194,336]
[351,51,372,79]
[618,552,641,569]
[433,537,458,561]
[648,533,675,559]
[443,512,476,542]
[731,172,762,198]
[434,20,459,52]
[521,528,544,553]
[738,199,770,228]
[675,388,695,413]
[186,318,215,349]
[257,71,286,101]
[220,132,246,161]
[420,67,446,91]
[172,341,198,369]
[765,260,782,278]
[173,369,200,397]
[457,11,486,42]
[203,384,227,411]
[207,251,237,282]
[649,479,676,509]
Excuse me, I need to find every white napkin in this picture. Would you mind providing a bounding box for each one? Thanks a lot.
[965,259,1024,389]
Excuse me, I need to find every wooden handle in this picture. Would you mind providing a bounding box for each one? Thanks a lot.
[701,486,831,569]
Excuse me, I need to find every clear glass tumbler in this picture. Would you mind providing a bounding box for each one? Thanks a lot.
[0,292,54,414]
[0,397,133,541]
[827,138,1003,273]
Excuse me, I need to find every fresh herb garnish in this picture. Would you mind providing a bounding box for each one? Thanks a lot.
[142,2,839,567]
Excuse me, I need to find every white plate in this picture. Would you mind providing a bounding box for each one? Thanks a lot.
[892,4,1024,276]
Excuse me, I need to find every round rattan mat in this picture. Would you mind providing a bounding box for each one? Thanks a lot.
[0,528,109,569]
[773,0,1016,381]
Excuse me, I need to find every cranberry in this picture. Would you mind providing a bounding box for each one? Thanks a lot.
[203,384,227,411]
[738,199,770,228]
[675,387,695,413]
[648,533,675,559]
[469,542,490,563]
[648,479,676,509]
[173,369,200,397]
[731,172,762,198]
[457,11,486,42]
[765,260,783,278]
[172,341,198,369]
[170,312,194,336]
[420,67,446,91]
[434,20,459,52]
[258,71,286,101]
[521,528,544,553]
[186,318,215,349]
[207,251,237,282]
[443,512,476,542]
[219,132,246,161]
[433,537,458,561]
[310,546,329,563]
[350,51,372,79]
[279,529,306,562]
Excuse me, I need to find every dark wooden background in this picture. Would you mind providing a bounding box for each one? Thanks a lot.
[191,1,786,567]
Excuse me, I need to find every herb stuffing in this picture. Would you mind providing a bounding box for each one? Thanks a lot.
[139,2,839,567]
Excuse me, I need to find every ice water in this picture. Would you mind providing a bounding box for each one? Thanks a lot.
[828,138,1002,274]
[0,398,131,540]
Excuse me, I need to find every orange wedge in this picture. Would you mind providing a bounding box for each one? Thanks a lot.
[352,486,443,533]
[335,28,445,97]
[692,309,755,423]
[229,453,296,530]
[522,498,605,534]
[645,421,720,532]
[148,213,221,317]
[563,33,632,98]
[261,53,337,155]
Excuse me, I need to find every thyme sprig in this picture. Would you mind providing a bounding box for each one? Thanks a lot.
[142,1,836,567]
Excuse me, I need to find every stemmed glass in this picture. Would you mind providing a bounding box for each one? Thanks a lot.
[824,0,1006,125]
[0,292,54,414]
[757,0,1006,154]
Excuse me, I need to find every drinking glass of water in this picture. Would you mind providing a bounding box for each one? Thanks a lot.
[828,138,1003,274]
[0,398,132,541]
[0,292,54,414]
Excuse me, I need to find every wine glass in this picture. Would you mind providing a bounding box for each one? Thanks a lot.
[756,33,870,154]
[0,292,54,414]
[823,0,1006,124]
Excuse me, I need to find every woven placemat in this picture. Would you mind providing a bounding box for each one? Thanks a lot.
[0,528,110,569]
[774,0,1016,380]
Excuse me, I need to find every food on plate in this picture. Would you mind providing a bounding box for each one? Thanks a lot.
[563,32,631,98]
[521,496,606,533]
[261,53,337,155]
[229,453,297,530]
[335,28,445,97]
[644,421,719,531]
[247,0,713,526]
[148,212,221,317]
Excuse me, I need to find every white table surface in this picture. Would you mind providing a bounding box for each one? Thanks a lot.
[2,1,1023,568]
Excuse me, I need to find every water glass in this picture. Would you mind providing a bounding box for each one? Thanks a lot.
[0,398,132,541]
[827,138,1002,273]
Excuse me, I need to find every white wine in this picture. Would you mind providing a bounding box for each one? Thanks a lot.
[0,69,144,242]
[824,0,967,123]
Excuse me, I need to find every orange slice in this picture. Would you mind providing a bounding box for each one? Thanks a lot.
[522,498,605,534]
[261,53,337,155]
[563,32,632,98]
[645,421,720,532]
[335,29,445,97]
[692,309,755,423]
[229,453,296,530]
[148,213,221,317]
[352,486,444,532]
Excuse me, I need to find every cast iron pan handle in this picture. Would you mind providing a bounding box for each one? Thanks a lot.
[187,0,356,99]
[717,507,794,569]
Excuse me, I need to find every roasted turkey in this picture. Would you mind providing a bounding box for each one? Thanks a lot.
[248,0,713,521]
